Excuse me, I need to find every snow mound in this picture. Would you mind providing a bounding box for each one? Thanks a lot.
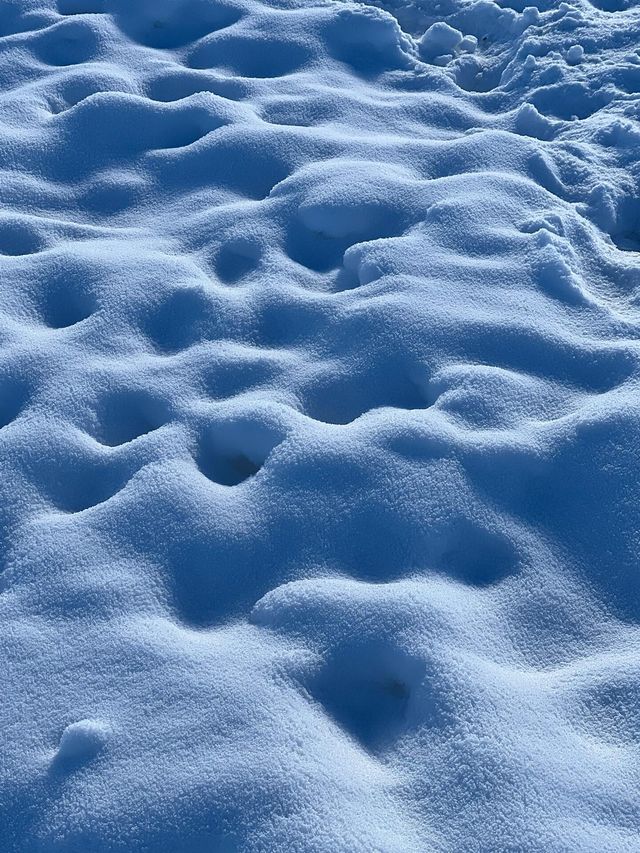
[1,0,640,850]
[55,719,112,764]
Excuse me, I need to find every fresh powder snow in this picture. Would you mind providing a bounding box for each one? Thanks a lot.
[0,0,639,850]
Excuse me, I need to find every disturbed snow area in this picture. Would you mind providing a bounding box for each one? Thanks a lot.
[1,0,640,850]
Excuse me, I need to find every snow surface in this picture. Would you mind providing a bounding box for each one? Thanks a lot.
[1,0,640,849]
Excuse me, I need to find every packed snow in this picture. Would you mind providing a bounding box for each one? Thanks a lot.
[1,0,639,849]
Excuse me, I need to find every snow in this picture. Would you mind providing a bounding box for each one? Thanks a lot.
[55,719,112,764]
[0,0,639,850]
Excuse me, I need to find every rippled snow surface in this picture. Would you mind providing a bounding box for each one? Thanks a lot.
[1,0,640,850]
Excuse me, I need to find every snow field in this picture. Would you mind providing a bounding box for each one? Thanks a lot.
[0,0,640,850]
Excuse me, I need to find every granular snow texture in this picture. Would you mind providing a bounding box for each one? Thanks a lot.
[1,0,640,850]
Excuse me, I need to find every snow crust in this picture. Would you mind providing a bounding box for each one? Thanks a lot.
[1,0,640,850]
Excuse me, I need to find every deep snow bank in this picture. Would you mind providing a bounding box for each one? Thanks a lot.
[1,0,640,850]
